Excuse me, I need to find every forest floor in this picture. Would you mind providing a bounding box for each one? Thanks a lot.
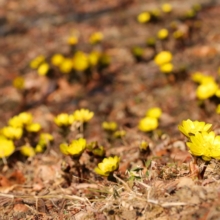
[1,0,220,219]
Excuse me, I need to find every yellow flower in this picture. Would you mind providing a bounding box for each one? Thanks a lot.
[18,112,33,125]
[215,89,220,98]
[157,29,169,40]
[20,145,36,157]
[89,32,103,44]
[38,63,50,76]
[60,138,86,157]
[54,113,74,127]
[159,63,173,74]
[59,58,73,74]
[178,119,212,138]
[26,123,41,132]
[161,3,172,13]
[137,12,151,23]
[191,72,215,84]
[67,36,78,45]
[0,137,15,158]
[102,121,118,131]
[73,109,94,123]
[216,104,220,114]
[196,81,218,100]
[173,30,184,39]
[88,51,101,66]
[150,9,160,18]
[35,133,53,153]
[139,140,149,151]
[1,126,23,140]
[146,37,156,47]
[185,9,196,18]
[13,77,25,90]
[30,55,45,69]
[146,107,162,119]
[9,112,33,128]
[72,51,89,71]
[187,131,220,161]
[99,54,111,67]
[94,156,120,176]
[87,142,105,157]
[113,130,126,138]
[132,47,144,57]
[51,54,65,66]
[138,117,158,132]
[154,51,173,66]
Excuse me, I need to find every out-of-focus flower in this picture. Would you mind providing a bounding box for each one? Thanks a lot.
[87,142,105,157]
[13,77,25,90]
[196,81,218,100]
[161,3,173,13]
[88,51,101,66]
[94,156,120,176]
[38,63,50,76]
[139,140,149,151]
[146,107,162,119]
[185,9,196,18]
[191,72,215,84]
[35,133,53,153]
[178,119,212,137]
[26,123,41,132]
[0,137,15,158]
[73,109,94,123]
[51,54,65,66]
[1,126,23,140]
[146,37,156,47]
[30,55,45,69]
[157,28,169,40]
[9,112,33,128]
[89,32,103,44]
[72,51,89,71]
[113,130,126,138]
[216,104,220,114]
[102,121,118,131]
[59,58,73,74]
[67,36,78,45]
[173,30,184,39]
[187,131,220,161]
[138,117,158,132]
[137,12,151,23]
[20,145,35,157]
[154,51,173,66]
[150,9,160,18]
[54,113,74,127]
[60,138,86,157]
[159,63,173,73]
[132,47,144,58]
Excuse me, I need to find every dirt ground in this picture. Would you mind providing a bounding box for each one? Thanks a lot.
[1,0,220,219]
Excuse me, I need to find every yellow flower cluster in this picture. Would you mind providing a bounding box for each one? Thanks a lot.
[154,51,173,74]
[94,156,120,176]
[1,112,41,140]
[178,119,220,161]
[60,138,86,158]
[54,109,94,127]
[138,107,162,132]
[191,72,219,100]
